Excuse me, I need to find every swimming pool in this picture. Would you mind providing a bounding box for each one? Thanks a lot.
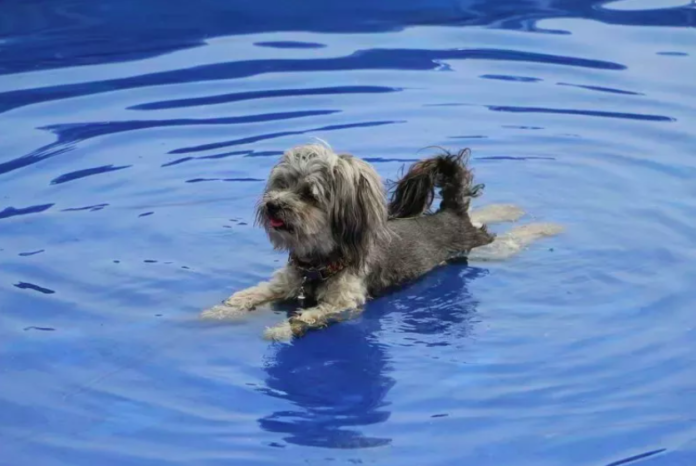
[1,0,695,464]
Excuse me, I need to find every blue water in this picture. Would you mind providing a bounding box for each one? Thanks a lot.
[1,0,696,464]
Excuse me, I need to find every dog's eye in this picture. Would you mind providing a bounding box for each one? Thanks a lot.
[274,179,288,190]
[299,184,316,201]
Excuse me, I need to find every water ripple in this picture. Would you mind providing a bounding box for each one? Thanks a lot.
[557,82,644,96]
[0,204,54,220]
[130,85,401,111]
[487,105,675,122]
[14,282,56,295]
[254,41,327,49]
[170,120,403,154]
[51,165,131,185]
[2,1,695,465]
[0,49,624,115]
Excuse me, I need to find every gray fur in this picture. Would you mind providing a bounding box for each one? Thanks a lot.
[258,143,492,292]
[202,143,495,339]
[368,210,493,293]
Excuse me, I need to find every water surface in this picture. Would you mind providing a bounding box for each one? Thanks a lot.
[2,0,696,465]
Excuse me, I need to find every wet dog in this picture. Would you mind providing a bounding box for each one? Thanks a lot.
[201,143,561,339]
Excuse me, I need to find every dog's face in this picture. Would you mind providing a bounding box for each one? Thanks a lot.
[257,149,334,258]
[256,144,388,264]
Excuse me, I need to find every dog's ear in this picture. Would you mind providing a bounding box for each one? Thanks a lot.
[330,155,388,268]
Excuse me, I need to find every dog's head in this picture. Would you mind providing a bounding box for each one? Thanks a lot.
[256,143,388,267]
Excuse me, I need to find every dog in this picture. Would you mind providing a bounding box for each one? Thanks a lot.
[201,143,561,340]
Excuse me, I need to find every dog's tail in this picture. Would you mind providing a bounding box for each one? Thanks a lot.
[388,148,484,218]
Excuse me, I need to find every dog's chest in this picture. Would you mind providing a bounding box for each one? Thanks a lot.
[290,257,346,308]
[297,275,322,308]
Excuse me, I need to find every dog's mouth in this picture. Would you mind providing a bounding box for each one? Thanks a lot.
[269,216,288,230]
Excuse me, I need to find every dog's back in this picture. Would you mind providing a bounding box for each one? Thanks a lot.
[367,150,494,292]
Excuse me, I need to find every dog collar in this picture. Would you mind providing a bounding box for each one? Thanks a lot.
[288,254,346,282]
[289,254,346,308]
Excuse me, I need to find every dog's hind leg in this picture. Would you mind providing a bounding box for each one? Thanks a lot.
[470,204,525,227]
[468,222,563,261]
[200,266,300,320]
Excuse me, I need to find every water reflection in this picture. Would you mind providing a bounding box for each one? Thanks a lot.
[258,264,487,448]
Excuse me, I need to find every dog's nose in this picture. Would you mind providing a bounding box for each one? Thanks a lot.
[266,201,281,215]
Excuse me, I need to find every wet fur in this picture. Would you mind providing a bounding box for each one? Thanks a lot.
[201,143,558,340]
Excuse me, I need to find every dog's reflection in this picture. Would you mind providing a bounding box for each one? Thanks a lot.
[257,264,487,449]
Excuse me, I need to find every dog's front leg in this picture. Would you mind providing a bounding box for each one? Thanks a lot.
[263,273,367,340]
[200,266,300,320]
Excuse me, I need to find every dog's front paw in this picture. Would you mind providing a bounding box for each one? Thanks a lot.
[263,321,296,341]
[293,309,322,325]
[223,291,259,311]
[200,304,248,321]
[263,317,312,341]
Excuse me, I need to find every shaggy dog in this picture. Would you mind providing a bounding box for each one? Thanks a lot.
[201,143,561,340]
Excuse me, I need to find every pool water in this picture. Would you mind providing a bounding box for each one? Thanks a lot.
[2,0,696,465]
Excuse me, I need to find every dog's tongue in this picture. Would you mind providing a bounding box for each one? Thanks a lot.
[270,217,285,228]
